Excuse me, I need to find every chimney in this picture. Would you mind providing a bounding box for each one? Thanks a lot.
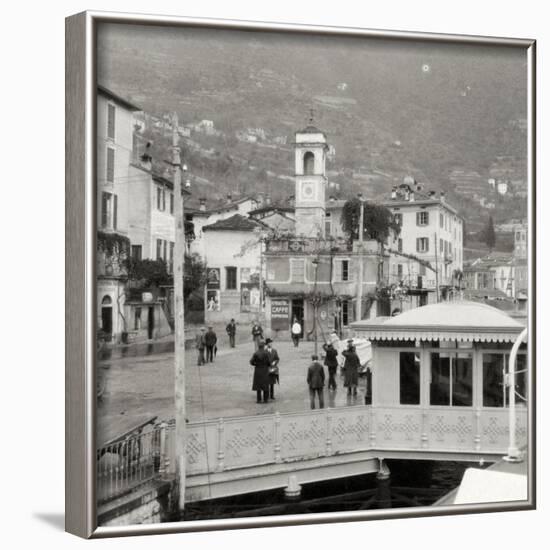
[405,188,410,201]
[429,190,436,198]
[199,197,207,211]
[410,191,415,202]
[391,187,397,200]
[440,190,446,202]
[265,195,272,205]
[416,183,422,192]
[226,193,232,204]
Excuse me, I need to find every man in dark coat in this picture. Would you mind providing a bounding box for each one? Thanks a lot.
[195,327,206,366]
[251,322,263,350]
[307,354,325,409]
[322,341,339,391]
[250,340,270,403]
[226,318,237,348]
[204,326,217,363]
[265,338,280,400]
[342,339,360,396]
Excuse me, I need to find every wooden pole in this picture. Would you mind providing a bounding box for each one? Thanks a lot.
[172,113,186,512]
[356,198,364,321]
[434,233,440,303]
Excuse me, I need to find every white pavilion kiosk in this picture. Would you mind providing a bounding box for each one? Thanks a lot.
[351,301,528,458]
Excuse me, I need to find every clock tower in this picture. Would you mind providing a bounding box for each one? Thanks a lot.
[294,117,328,237]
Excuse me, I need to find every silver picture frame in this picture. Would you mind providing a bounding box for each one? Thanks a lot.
[66,10,536,539]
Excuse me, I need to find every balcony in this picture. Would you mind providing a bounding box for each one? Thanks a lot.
[265,237,351,254]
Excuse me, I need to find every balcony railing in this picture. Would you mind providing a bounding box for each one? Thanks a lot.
[265,237,351,254]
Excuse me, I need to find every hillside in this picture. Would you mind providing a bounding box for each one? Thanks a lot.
[97,23,528,228]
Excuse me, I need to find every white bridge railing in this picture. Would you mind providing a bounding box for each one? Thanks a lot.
[182,405,528,476]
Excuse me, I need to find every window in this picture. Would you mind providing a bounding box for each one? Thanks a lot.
[157,186,166,211]
[416,211,429,226]
[290,259,305,282]
[106,147,115,183]
[107,103,116,139]
[163,240,167,262]
[483,353,527,407]
[342,300,349,326]
[440,213,444,228]
[400,352,421,405]
[100,192,117,229]
[397,238,403,253]
[170,193,174,215]
[397,264,403,279]
[156,239,162,260]
[341,259,349,282]
[394,213,403,226]
[303,151,315,175]
[134,307,142,330]
[225,266,237,290]
[416,237,429,253]
[440,238,443,254]
[430,352,473,406]
[325,213,332,237]
[169,242,174,273]
[131,245,142,261]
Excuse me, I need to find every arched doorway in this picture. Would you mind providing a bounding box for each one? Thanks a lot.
[101,295,113,339]
[303,151,315,175]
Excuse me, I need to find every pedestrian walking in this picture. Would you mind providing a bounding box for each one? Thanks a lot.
[226,318,237,348]
[251,321,263,350]
[250,340,270,403]
[323,341,339,391]
[342,339,360,396]
[205,325,217,363]
[265,338,280,400]
[195,327,206,366]
[291,318,302,347]
[307,354,325,409]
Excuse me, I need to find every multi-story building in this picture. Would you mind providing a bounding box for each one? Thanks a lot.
[381,181,464,292]
[97,86,142,343]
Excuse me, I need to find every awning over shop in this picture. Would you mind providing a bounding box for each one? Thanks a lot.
[351,300,524,343]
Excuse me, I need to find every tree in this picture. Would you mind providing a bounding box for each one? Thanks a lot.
[340,198,400,244]
[481,215,496,251]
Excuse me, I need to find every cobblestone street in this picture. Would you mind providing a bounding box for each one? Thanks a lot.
[97,337,367,444]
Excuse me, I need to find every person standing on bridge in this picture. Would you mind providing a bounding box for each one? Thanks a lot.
[252,321,263,350]
[205,325,217,363]
[250,340,270,403]
[307,354,325,409]
[226,318,237,348]
[323,341,339,391]
[342,339,360,397]
[265,338,280,400]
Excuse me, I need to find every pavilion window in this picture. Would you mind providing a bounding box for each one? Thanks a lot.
[483,352,527,407]
[303,151,315,175]
[399,352,420,405]
[430,352,473,406]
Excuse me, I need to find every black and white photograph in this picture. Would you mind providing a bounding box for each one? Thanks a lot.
[87,13,534,533]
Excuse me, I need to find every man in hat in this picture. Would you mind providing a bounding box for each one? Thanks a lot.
[204,325,217,363]
[226,318,237,348]
[265,338,280,400]
[250,340,271,403]
[307,354,325,409]
[342,339,360,397]
[195,327,206,366]
[322,340,339,391]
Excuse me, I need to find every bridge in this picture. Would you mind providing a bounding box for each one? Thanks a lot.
[178,404,527,502]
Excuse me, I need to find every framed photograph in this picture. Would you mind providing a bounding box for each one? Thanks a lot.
[66,10,536,539]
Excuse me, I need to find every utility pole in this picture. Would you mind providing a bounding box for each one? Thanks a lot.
[434,233,440,303]
[356,195,365,321]
[258,234,264,322]
[172,113,187,512]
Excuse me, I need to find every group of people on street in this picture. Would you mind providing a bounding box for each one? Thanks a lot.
[195,326,218,365]
[196,319,362,409]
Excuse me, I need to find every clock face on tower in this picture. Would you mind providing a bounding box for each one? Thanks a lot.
[300,181,316,202]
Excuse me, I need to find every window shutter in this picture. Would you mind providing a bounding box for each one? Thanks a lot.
[101,193,109,227]
[113,194,118,230]
[416,238,420,252]
[107,104,115,139]
[106,148,115,183]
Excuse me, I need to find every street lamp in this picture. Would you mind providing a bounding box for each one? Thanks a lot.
[312,257,320,355]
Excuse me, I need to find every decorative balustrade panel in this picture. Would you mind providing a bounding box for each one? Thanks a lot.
[374,407,424,449]
[185,421,218,475]
[478,408,528,452]
[223,416,276,469]
[279,411,327,461]
[425,409,477,451]
[329,408,371,455]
